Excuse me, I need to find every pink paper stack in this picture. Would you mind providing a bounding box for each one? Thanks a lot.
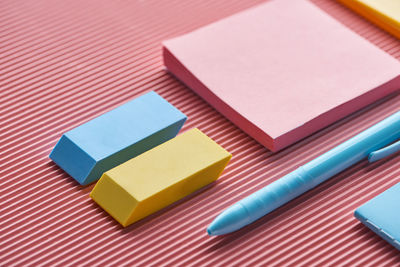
[163,0,400,151]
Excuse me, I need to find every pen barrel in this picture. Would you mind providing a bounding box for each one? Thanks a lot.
[240,111,400,224]
[304,110,400,181]
[241,167,315,221]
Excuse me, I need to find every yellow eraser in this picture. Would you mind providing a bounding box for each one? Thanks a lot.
[90,128,232,227]
[339,0,400,39]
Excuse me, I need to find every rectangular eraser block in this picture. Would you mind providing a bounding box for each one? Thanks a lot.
[90,128,232,227]
[49,91,187,185]
[339,0,400,39]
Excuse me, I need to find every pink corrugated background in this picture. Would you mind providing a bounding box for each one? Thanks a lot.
[1,0,400,265]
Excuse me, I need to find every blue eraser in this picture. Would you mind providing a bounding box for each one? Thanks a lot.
[354,182,400,250]
[49,91,187,185]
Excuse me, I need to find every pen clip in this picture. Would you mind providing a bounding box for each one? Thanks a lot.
[368,139,400,163]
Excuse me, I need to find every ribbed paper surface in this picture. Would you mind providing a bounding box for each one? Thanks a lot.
[1,0,400,265]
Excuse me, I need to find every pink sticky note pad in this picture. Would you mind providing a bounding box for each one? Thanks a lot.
[163,0,400,151]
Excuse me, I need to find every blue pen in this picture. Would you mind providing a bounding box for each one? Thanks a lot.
[207,111,400,236]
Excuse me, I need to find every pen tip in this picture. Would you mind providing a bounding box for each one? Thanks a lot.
[207,203,250,236]
[207,226,215,236]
